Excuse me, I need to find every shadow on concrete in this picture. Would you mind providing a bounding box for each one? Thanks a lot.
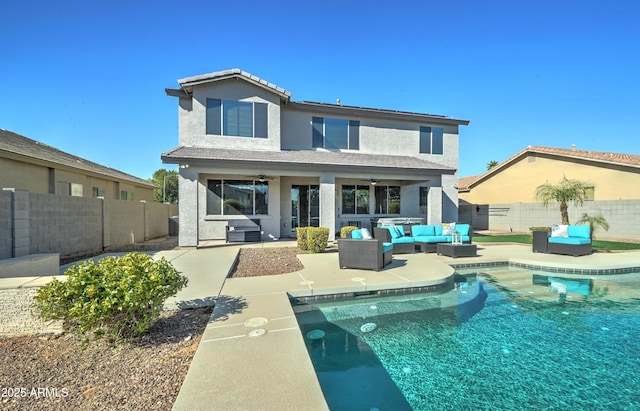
[173,297,216,309]
[209,294,248,323]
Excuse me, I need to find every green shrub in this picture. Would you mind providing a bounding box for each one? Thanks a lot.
[296,227,329,253]
[296,227,309,251]
[340,226,359,238]
[33,252,188,342]
[530,226,551,232]
[306,227,330,253]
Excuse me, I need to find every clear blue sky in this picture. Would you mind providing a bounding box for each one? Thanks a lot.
[2,1,639,180]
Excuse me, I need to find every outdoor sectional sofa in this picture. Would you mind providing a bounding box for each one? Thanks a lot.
[373,224,472,253]
[546,225,592,257]
[338,228,393,271]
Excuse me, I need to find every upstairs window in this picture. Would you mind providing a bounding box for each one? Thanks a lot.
[206,99,268,138]
[420,126,444,155]
[120,190,134,201]
[312,117,359,149]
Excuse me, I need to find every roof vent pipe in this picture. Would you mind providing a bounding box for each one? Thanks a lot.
[571,144,576,151]
[336,98,341,105]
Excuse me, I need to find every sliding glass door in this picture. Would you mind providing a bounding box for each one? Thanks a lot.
[291,185,319,234]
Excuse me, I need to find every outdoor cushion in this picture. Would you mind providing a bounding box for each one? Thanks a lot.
[456,224,470,236]
[391,236,414,244]
[351,229,363,239]
[442,222,456,235]
[568,225,590,239]
[414,235,450,243]
[434,225,443,235]
[381,226,401,239]
[551,225,569,237]
[361,228,373,239]
[412,225,435,237]
[392,226,404,237]
[548,236,591,245]
[382,242,393,253]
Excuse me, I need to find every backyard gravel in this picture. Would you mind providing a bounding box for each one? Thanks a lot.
[1,238,305,411]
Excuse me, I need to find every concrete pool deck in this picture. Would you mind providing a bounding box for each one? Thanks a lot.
[3,241,638,410]
[167,242,640,411]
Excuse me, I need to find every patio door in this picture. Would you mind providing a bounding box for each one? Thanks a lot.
[291,185,319,234]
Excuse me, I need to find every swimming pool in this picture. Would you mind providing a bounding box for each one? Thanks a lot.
[293,266,640,410]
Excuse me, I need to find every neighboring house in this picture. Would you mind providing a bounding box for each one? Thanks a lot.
[162,69,469,246]
[458,145,640,204]
[0,129,156,201]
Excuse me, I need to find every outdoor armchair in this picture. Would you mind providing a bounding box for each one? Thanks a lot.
[338,238,392,271]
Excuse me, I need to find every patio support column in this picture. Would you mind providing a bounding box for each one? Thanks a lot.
[178,168,198,247]
[319,174,336,242]
[427,187,443,225]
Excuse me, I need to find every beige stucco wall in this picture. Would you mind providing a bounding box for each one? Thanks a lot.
[0,155,154,201]
[459,154,640,204]
[0,158,50,193]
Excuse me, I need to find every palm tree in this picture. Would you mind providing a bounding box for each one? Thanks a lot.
[534,177,591,225]
[576,212,609,241]
[486,160,498,170]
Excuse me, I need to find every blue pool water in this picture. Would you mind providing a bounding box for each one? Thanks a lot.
[293,267,640,410]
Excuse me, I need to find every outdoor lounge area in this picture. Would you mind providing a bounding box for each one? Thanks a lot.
[373,223,473,254]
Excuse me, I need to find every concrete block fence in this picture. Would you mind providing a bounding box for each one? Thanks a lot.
[1,189,179,260]
[460,199,640,242]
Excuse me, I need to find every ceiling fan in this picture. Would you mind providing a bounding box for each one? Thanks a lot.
[244,174,274,182]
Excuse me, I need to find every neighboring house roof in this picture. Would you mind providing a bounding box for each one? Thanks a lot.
[457,175,480,192]
[162,146,456,174]
[458,145,640,191]
[0,129,155,187]
[166,68,292,102]
[165,68,470,126]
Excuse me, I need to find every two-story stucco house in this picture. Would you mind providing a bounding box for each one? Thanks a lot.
[161,69,469,246]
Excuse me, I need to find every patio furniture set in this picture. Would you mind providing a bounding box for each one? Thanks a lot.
[338,223,477,271]
[532,225,592,257]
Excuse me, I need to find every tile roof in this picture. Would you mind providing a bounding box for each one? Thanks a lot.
[458,145,640,190]
[167,69,469,125]
[0,129,155,187]
[161,146,455,174]
[527,145,640,167]
[172,68,291,101]
[288,102,469,126]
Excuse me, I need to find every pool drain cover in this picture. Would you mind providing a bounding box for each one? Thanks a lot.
[244,317,268,327]
[360,323,377,333]
[247,328,267,338]
[306,329,325,340]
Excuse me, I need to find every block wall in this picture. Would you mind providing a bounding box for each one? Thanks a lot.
[0,190,12,259]
[460,200,640,242]
[1,189,175,260]
[29,193,103,258]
